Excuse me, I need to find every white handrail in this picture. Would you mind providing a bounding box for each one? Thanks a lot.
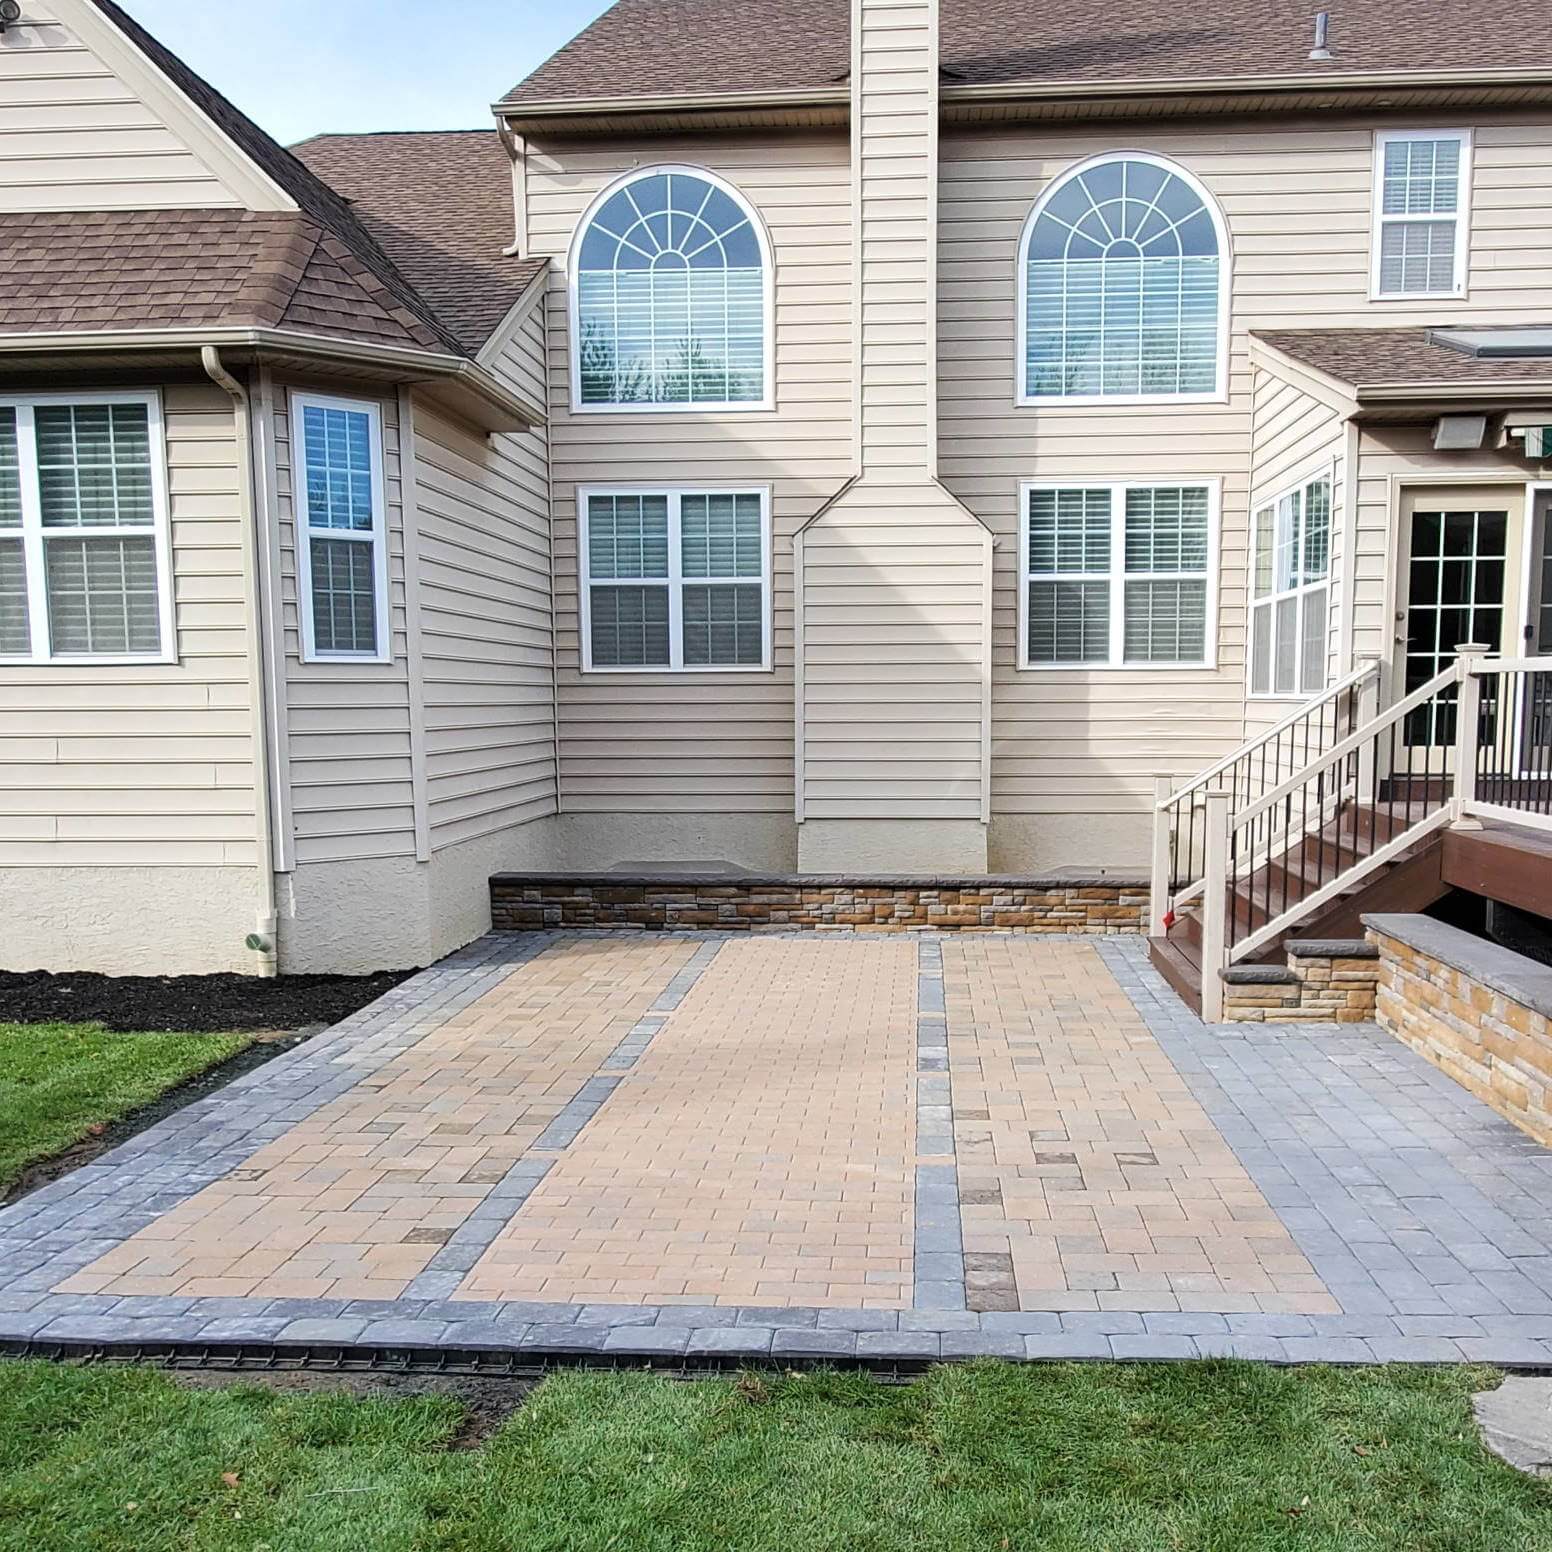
[1231,661,1461,834]
[1469,655,1552,675]
[1156,660,1379,812]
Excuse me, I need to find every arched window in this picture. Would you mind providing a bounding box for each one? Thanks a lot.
[1019,154,1227,403]
[572,167,770,411]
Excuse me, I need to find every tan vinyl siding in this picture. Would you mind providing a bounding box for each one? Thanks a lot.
[274,383,416,864]
[0,0,251,211]
[797,0,990,839]
[0,380,258,863]
[416,308,557,851]
[526,129,853,819]
[939,124,1248,832]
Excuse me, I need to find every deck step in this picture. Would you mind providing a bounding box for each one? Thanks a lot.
[1147,936,1203,1016]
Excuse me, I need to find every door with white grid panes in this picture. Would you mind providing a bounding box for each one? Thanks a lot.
[1397,486,1525,760]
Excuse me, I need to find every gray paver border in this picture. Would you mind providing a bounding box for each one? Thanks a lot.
[914,939,966,1311]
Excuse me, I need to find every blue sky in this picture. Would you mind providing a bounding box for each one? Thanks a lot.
[126,0,616,144]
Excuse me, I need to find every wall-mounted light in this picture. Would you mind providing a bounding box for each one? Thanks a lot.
[0,1,22,31]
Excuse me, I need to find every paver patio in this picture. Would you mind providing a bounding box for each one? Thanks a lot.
[3,931,1552,1365]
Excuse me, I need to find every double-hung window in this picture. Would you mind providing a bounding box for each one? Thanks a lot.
[0,392,173,663]
[1021,481,1217,668]
[1250,473,1332,697]
[293,393,390,664]
[1371,130,1471,298]
[579,487,770,671]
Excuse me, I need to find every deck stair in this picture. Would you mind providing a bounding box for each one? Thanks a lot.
[1150,650,1552,1017]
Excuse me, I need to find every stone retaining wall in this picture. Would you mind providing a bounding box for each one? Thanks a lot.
[1220,940,1381,1023]
[1366,913,1552,1148]
[489,873,1148,934]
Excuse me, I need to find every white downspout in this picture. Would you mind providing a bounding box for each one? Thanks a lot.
[201,346,279,977]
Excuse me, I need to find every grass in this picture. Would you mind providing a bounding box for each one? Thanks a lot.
[0,1022,249,1195]
[0,1360,1547,1551]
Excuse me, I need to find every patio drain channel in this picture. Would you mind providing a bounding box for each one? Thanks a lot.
[914,940,966,1312]
[405,939,726,1300]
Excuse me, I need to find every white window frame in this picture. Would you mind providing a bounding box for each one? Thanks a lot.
[1017,476,1221,671]
[1248,465,1335,701]
[1369,128,1472,301]
[0,389,175,666]
[292,390,391,666]
[1014,150,1232,410]
[566,164,776,417]
[577,483,772,673]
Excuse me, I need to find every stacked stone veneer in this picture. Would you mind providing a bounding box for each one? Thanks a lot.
[1366,913,1552,1148]
[489,873,1147,935]
[1220,940,1381,1023]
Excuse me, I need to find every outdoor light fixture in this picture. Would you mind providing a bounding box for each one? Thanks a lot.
[0,2,21,30]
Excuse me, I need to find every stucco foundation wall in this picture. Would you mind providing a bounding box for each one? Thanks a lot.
[546,813,798,873]
[279,815,560,974]
[1368,914,1552,1147]
[989,813,1150,873]
[0,866,261,975]
[798,819,989,874]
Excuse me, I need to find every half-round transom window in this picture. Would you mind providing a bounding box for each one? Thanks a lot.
[574,168,768,409]
[1022,156,1224,401]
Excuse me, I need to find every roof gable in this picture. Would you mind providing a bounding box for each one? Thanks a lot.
[292,132,546,355]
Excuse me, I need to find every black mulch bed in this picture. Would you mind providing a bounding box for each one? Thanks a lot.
[0,969,415,1034]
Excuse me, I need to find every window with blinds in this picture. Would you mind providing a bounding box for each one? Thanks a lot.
[0,396,171,662]
[580,488,769,671]
[1023,482,1215,668]
[294,394,389,663]
[1021,155,1225,403]
[574,168,769,411]
[1250,473,1332,697]
[1371,131,1470,298]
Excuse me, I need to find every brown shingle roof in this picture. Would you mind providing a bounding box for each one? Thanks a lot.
[84,0,469,356]
[1256,328,1552,389]
[0,210,447,351]
[292,132,547,354]
[502,0,1552,104]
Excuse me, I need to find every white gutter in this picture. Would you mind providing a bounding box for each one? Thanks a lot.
[495,67,1552,126]
[495,86,850,119]
[0,327,545,429]
[939,65,1552,105]
[201,346,279,979]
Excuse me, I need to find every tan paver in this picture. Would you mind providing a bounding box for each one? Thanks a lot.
[945,938,1337,1315]
[59,938,699,1301]
[456,938,919,1307]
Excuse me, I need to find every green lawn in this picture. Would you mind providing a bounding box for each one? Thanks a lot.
[0,1023,249,1195]
[0,1360,1546,1551]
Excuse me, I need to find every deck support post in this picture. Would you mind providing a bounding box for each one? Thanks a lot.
[1150,774,1174,936]
[1200,790,1231,1023]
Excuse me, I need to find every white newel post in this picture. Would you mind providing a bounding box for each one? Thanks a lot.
[1453,643,1488,829]
[1200,790,1231,1023]
[1150,775,1173,937]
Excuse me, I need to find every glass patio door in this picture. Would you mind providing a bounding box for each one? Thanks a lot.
[1397,486,1525,759]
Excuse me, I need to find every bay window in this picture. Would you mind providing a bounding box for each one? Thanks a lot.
[1250,472,1332,697]
[293,393,390,663]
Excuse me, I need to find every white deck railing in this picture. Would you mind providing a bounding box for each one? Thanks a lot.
[1153,649,1552,1020]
